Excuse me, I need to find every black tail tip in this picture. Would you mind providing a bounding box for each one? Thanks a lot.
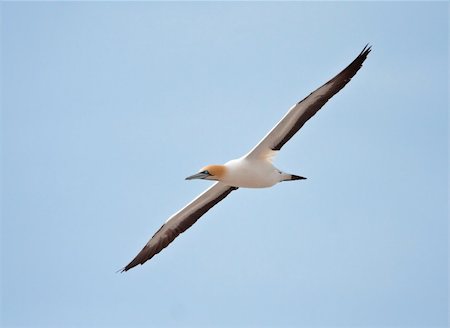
[291,175,307,180]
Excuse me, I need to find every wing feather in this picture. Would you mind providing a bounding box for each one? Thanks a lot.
[122,182,238,271]
[246,45,371,159]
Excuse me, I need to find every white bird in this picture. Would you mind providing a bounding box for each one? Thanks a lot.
[122,45,371,272]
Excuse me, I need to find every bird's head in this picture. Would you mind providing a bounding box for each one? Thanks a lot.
[185,165,226,182]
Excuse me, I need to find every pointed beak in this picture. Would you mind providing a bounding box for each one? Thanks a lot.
[185,172,210,180]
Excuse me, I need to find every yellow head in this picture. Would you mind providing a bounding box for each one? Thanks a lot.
[185,164,227,181]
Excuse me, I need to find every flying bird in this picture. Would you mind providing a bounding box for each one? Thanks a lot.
[122,45,371,272]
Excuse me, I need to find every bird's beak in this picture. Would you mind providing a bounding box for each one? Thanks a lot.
[185,172,210,180]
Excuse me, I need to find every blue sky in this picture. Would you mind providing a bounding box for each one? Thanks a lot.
[1,2,448,328]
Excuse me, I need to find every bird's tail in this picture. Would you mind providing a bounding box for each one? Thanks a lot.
[281,173,307,182]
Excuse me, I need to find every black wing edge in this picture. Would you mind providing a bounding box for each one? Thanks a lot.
[120,186,238,272]
[272,44,372,151]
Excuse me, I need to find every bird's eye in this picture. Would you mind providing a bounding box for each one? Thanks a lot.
[202,170,210,175]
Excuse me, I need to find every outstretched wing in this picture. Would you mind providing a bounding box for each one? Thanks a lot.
[246,45,371,159]
[122,182,238,271]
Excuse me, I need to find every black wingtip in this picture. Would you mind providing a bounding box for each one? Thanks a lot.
[120,262,138,273]
[117,261,139,273]
[360,44,372,57]
[116,265,132,273]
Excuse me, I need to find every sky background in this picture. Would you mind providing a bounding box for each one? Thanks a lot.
[1,2,448,328]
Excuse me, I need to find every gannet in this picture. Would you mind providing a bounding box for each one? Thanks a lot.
[122,45,371,272]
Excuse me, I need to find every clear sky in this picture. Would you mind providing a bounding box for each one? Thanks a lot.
[1,2,448,328]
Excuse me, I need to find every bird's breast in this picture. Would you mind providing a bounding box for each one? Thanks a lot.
[222,158,279,188]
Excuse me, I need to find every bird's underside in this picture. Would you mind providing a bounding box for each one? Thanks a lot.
[121,45,371,272]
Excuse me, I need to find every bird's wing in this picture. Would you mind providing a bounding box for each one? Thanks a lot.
[122,182,238,271]
[245,45,371,160]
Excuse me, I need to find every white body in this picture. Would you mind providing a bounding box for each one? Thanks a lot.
[223,157,286,188]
